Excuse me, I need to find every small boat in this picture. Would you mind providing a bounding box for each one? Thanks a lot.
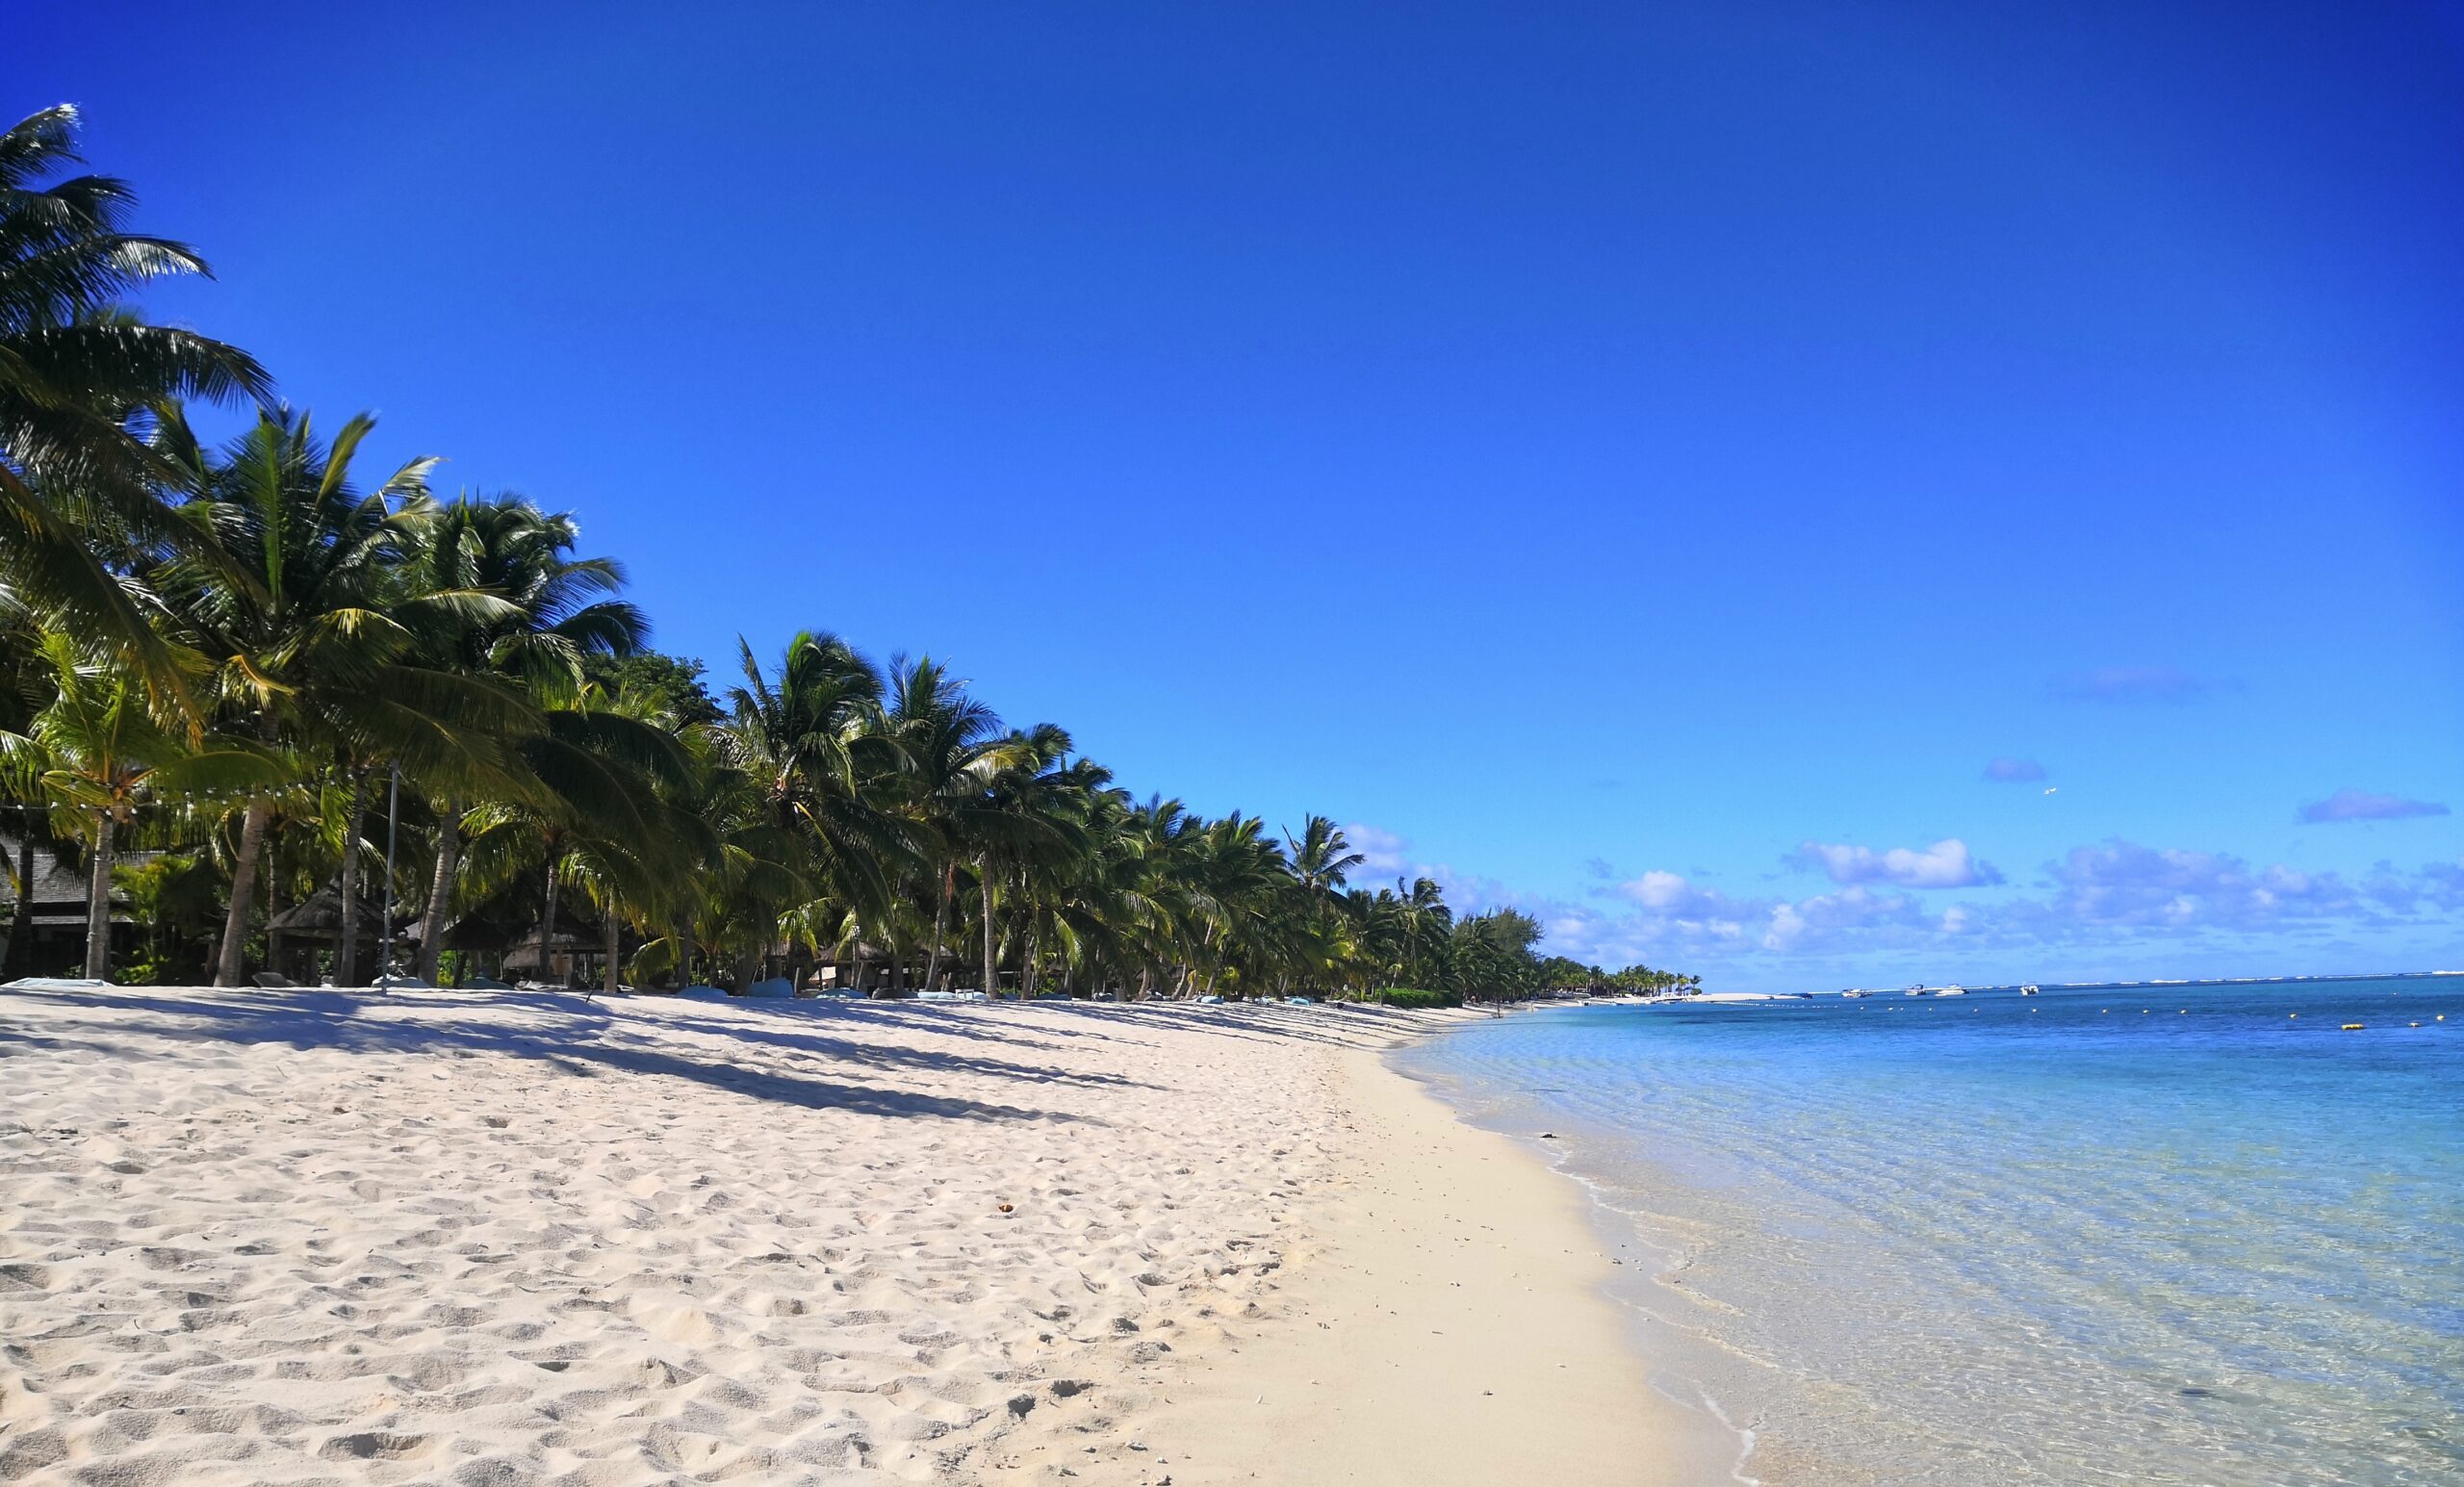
[1904,986,1931,997]
[1840,988,1868,999]
[1936,985,1968,996]
[2019,985,2040,995]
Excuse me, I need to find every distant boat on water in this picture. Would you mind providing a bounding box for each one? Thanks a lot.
[2020,985,2040,995]
[1936,986,1968,996]
[1840,988,1869,998]
[1905,986,1931,996]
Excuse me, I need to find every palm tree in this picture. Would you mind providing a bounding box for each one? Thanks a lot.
[1388,875,1451,995]
[0,106,270,695]
[970,723,1084,997]
[402,494,648,984]
[883,655,1019,993]
[1285,815,1365,896]
[149,406,530,986]
[1275,815,1364,993]
[1,634,275,978]
[461,696,701,987]
[712,630,907,941]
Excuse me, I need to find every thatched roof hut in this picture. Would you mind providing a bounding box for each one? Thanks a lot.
[406,914,515,953]
[503,907,607,973]
[265,885,403,942]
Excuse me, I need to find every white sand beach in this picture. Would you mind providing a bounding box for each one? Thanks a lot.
[0,986,1686,1485]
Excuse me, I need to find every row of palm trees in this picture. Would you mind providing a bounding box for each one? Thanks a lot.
[0,104,1687,1002]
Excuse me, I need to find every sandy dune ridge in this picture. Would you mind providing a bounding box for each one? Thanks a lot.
[0,986,1529,1486]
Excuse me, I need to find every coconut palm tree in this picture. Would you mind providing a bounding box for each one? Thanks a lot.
[713,630,908,936]
[147,406,532,985]
[968,723,1085,996]
[1285,815,1365,896]
[0,634,276,978]
[460,687,703,988]
[881,655,1025,993]
[0,106,270,695]
[400,495,650,984]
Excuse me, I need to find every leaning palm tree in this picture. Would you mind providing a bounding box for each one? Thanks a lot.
[0,106,270,695]
[0,634,276,978]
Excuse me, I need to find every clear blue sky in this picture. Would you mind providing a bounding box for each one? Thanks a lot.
[19,2,2462,988]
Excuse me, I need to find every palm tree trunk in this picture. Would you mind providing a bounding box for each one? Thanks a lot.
[602,900,621,997]
[539,853,561,987]
[82,810,115,982]
[336,770,369,986]
[416,801,460,987]
[214,797,272,987]
[979,854,997,997]
[924,861,953,991]
[6,820,36,980]
[1022,919,1040,1000]
[265,855,284,977]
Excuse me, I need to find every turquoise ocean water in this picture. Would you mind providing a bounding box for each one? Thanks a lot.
[1394,977,2464,1486]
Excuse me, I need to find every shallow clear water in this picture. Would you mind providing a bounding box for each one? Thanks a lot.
[1395,978,2464,1486]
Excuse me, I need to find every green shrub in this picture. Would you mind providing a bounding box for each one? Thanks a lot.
[1369,987,1461,1010]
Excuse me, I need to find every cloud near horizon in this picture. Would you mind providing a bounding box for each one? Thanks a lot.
[1342,821,1410,878]
[1791,838,2003,888]
[1983,756,2048,783]
[2055,665,2208,704]
[2297,788,2450,825]
[1542,842,2464,976]
[1341,822,1515,913]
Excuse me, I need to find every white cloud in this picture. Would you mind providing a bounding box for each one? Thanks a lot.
[1541,838,2464,979]
[1615,869,1699,910]
[1341,822,1410,878]
[1791,838,2003,889]
[2297,788,2450,825]
[1338,824,1516,914]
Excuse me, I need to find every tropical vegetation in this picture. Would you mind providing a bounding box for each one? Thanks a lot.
[0,106,1692,1004]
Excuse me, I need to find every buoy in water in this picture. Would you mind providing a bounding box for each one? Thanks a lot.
[2341,1023,2365,1031]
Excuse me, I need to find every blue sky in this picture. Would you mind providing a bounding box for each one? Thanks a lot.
[19,2,2463,988]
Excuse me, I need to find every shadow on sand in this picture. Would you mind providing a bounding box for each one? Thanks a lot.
[0,986,1106,1126]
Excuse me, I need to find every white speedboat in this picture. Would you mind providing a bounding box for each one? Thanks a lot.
[1840,988,1868,999]
[1904,986,1930,996]
[2019,984,2040,995]
[1936,985,1968,996]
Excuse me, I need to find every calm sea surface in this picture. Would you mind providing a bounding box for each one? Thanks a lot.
[1394,978,2464,1486]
